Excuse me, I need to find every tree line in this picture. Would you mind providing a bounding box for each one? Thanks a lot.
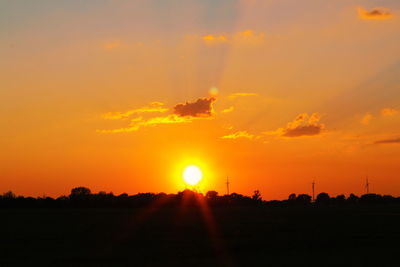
[0,187,399,208]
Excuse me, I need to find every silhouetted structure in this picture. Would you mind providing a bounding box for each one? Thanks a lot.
[312,181,315,202]
[1,188,400,209]
[226,176,230,195]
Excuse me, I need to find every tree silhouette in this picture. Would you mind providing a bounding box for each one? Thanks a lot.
[206,190,218,199]
[69,187,92,205]
[360,193,382,204]
[2,191,16,199]
[252,190,262,202]
[296,194,312,204]
[347,193,359,204]
[70,187,91,197]
[334,194,346,204]
[316,192,330,204]
[1,187,399,209]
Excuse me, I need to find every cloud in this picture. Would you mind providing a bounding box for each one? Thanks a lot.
[97,114,192,133]
[229,92,258,99]
[374,138,400,144]
[103,40,122,50]
[361,113,373,125]
[102,102,168,120]
[381,108,399,116]
[173,97,216,117]
[221,131,258,140]
[149,101,164,106]
[222,106,234,113]
[283,124,323,138]
[233,30,266,45]
[358,7,393,20]
[201,30,265,45]
[99,97,216,133]
[356,108,399,125]
[143,114,192,125]
[266,113,325,138]
[202,34,228,44]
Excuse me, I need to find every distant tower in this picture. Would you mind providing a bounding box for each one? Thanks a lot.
[312,180,315,202]
[226,176,230,195]
[365,177,370,194]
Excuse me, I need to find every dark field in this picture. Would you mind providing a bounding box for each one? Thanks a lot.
[1,205,400,266]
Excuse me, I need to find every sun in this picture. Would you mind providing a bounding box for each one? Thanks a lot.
[183,165,203,186]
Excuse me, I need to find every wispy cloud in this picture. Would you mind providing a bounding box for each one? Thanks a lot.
[265,113,325,138]
[202,30,265,45]
[97,114,193,133]
[221,131,258,140]
[98,97,216,133]
[374,137,400,144]
[358,7,393,20]
[361,112,373,125]
[103,40,122,50]
[102,103,168,120]
[381,108,399,116]
[358,108,399,125]
[283,124,322,138]
[222,106,234,113]
[202,34,228,44]
[233,30,266,45]
[229,92,258,99]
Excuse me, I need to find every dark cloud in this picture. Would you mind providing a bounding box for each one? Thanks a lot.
[367,9,391,16]
[374,138,400,144]
[358,7,393,20]
[98,96,216,133]
[173,97,216,117]
[283,125,322,137]
[279,113,324,138]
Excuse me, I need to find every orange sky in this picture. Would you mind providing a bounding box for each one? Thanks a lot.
[1,0,400,199]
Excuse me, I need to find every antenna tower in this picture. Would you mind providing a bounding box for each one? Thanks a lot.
[312,180,315,202]
[226,176,230,195]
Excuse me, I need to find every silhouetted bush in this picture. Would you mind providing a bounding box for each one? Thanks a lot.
[332,194,346,205]
[288,193,296,202]
[252,190,262,202]
[70,187,91,197]
[2,191,16,199]
[0,187,398,209]
[296,194,312,204]
[347,193,359,204]
[316,192,331,205]
[206,190,218,199]
[360,193,383,204]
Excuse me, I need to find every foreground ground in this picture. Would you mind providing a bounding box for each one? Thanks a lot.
[1,204,400,266]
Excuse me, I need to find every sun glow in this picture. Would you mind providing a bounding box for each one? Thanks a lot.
[183,165,203,186]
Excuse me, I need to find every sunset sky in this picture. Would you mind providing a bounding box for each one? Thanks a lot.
[1,0,400,199]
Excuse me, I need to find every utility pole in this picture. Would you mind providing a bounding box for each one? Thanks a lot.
[312,180,315,202]
[366,177,370,194]
[226,176,230,195]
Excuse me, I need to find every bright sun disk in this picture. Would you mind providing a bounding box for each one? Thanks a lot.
[183,165,202,186]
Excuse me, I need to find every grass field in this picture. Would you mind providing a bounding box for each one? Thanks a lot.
[1,205,400,266]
